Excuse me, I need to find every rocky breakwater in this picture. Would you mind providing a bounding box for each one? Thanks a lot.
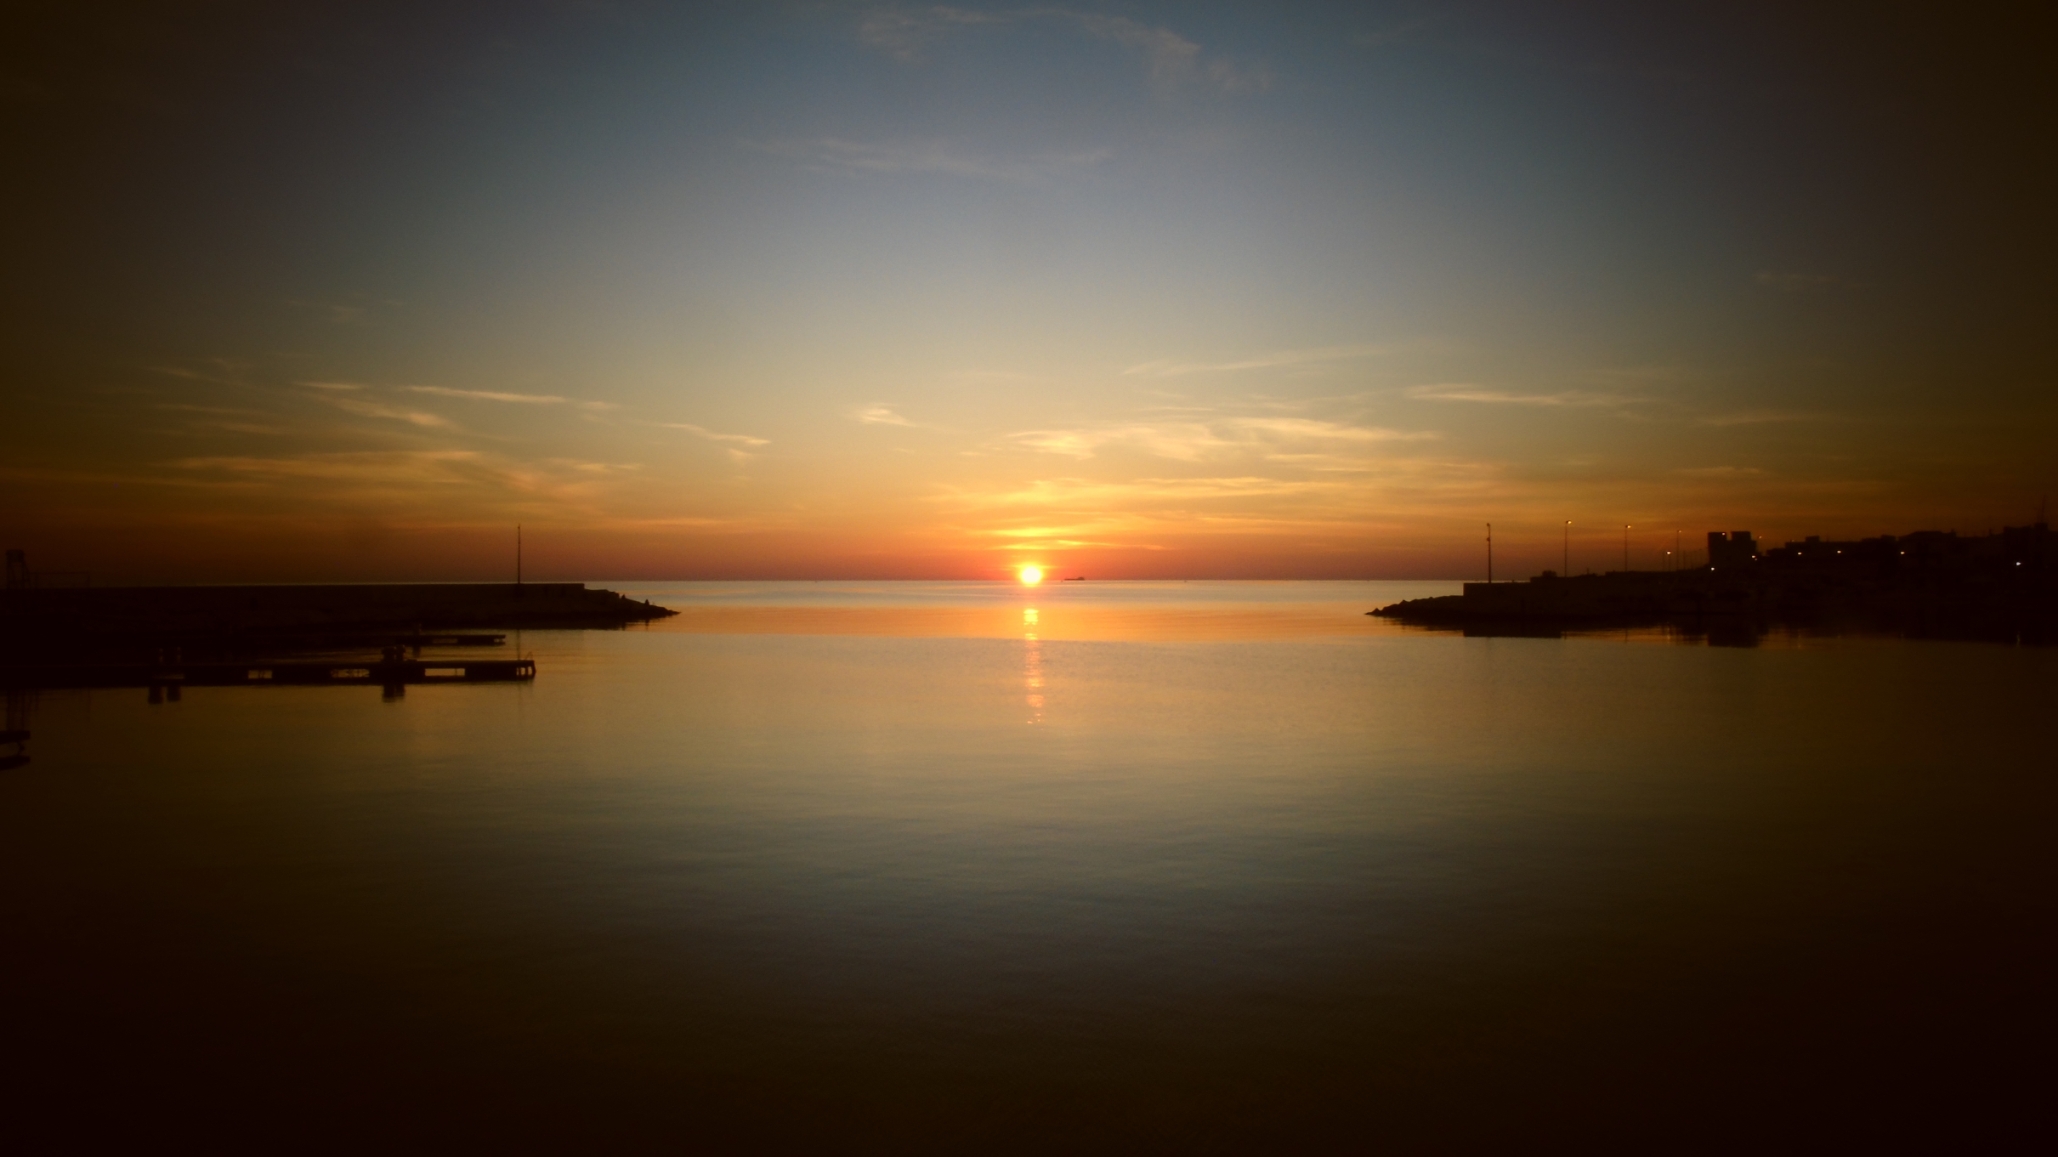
[0,582,675,651]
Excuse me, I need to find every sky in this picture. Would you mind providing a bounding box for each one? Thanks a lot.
[3,1,2052,582]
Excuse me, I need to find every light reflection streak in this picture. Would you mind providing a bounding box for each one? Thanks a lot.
[1023,607,1043,725]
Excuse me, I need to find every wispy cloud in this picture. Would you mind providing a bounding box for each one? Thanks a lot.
[405,386,563,404]
[1069,12,1230,90]
[853,404,916,426]
[157,450,666,523]
[1407,383,1632,407]
[173,450,482,482]
[972,475,1349,506]
[545,459,642,475]
[660,422,770,464]
[751,137,1111,183]
[316,394,453,428]
[857,5,1009,61]
[923,453,1503,550]
[1071,11,1272,92]
[1009,416,1432,462]
[402,385,618,410]
[857,7,1267,93]
[660,423,768,448]
[1122,345,1384,378]
[1231,417,1432,443]
[1012,423,1227,461]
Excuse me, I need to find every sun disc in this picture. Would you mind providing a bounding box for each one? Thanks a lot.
[1019,565,1044,586]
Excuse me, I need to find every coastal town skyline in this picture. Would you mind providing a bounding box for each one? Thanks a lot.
[4,3,2050,581]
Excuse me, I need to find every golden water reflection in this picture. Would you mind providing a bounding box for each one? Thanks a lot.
[656,604,1397,642]
[1023,607,1043,725]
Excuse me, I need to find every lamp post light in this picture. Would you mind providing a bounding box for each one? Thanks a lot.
[1486,523,1493,583]
[1563,521,1571,576]
[1623,524,1631,573]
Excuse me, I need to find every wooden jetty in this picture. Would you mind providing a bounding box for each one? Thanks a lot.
[0,656,535,691]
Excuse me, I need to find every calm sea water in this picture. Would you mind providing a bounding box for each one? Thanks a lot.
[3,581,2052,1150]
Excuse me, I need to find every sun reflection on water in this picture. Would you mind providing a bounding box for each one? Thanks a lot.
[1023,607,1043,725]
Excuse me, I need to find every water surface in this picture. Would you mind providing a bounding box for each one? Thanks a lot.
[2,581,2050,1149]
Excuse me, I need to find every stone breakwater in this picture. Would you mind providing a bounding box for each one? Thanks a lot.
[0,583,674,649]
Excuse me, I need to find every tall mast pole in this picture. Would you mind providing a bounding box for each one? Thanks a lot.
[1486,523,1493,583]
[1563,520,1570,575]
[1623,524,1631,573]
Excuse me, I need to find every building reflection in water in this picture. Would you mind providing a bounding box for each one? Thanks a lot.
[1022,607,1043,725]
[1,689,31,771]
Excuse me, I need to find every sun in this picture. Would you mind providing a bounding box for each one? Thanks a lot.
[1018,565,1044,586]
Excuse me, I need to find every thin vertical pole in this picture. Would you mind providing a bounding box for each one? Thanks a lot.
[1563,521,1570,575]
[517,525,523,586]
[1624,524,1631,572]
[1486,523,1493,583]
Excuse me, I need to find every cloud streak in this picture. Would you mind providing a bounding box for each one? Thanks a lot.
[405,386,562,404]
[857,6,1267,93]
[404,385,616,409]
[854,404,917,426]
[1122,345,1383,378]
[660,422,770,464]
[316,394,453,428]
[1009,416,1434,462]
[173,450,482,482]
[1407,383,1632,407]
[751,137,1111,183]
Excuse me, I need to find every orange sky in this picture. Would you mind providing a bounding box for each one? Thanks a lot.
[4,4,2051,582]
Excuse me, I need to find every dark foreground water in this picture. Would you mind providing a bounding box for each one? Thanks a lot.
[3,582,2052,1151]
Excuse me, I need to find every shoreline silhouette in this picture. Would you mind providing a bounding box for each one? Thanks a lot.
[1374,521,2056,644]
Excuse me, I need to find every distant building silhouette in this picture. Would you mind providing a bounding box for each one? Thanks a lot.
[0,551,87,591]
[1762,522,2055,577]
[1383,518,2056,643]
[1707,531,1758,570]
